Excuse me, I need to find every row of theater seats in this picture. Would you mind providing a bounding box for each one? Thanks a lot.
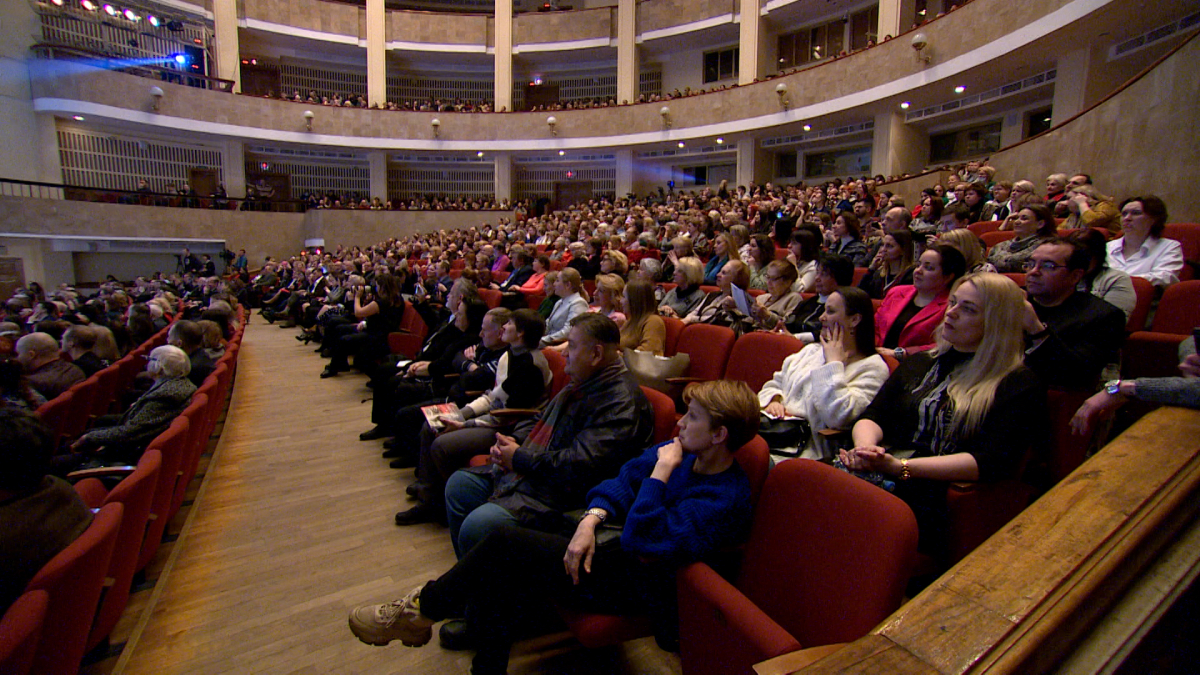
[397,318,1088,671]
[0,307,246,675]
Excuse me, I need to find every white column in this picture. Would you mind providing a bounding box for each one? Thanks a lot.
[615,149,634,197]
[212,0,240,92]
[870,111,928,178]
[737,0,761,85]
[877,0,903,42]
[494,153,513,202]
[221,139,245,198]
[494,0,514,112]
[1051,47,1091,125]
[368,151,388,201]
[616,0,638,104]
[736,140,765,187]
[366,0,386,107]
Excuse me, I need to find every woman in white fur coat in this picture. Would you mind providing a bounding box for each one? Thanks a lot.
[758,286,889,460]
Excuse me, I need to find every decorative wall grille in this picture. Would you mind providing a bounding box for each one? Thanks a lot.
[386,74,494,105]
[250,159,371,199]
[279,62,368,100]
[514,161,615,200]
[386,164,495,201]
[57,126,223,191]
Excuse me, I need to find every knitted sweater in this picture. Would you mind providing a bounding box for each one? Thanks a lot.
[586,442,752,564]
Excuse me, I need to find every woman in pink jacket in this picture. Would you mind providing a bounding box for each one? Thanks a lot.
[874,243,966,360]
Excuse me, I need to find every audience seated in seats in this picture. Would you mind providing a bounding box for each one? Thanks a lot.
[730,259,803,336]
[1045,173,1069,206]
[498,250,535,293]
[0,358,46,410]
[1071,339,1200,434]
[516,255,549,295]
[682,260,750,329]
[197,319,227,361]
[1068,228,1137,321]
[620,279,666,356]
[1061,183,1120,233]
[1106,195,1185,287]
[600,250,629,279]
[590,274,628,328]
[15,332,85,400]
[60,325,107,377]
[746,234,777,291]
[758,287,888,460]
[988,204,1059,273]
[830,211,871,268]
[786,254,855,343]
[0,408,93,615]
[981,181,1015,222]
[168,320,217,387]
[60,345,196,470]
[362,298,492,464]
[937,228,998,274]
[786,229,822,294]
[348,379,756,675]
[541,268,589,349]
[859,228,916,300]
[875,244,967,360]
[1021,240,1127,390]
[844,273,1048,558]
[657,257,706,319]
[442,312,654,560]
[320,272,406,379]
[395,309,551,526]
[702,234,738,285]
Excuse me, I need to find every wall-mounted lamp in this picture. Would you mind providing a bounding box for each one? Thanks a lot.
[547,115,557,136]
[775,82,789,110]
[149,85,164,112]
[659,105,671,129]
[303,109,314,132]
[911,32,931,64]
[431,118,441,139]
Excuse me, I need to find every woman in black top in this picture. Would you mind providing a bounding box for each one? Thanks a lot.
[842,273,1047,558]
[321,272,406,378]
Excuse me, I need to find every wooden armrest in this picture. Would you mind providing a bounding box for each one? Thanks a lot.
[753,643,848,675]
[67,464,136,481]
[816,428,848,438]
[665,376,703,385]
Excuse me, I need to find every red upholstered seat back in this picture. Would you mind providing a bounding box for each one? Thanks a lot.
[0,590,49,675]
[735,460,916,647]
[674,324,736,381]
[725,332,804,393]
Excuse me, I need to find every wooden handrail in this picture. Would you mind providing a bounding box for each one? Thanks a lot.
[784,405,1200,674]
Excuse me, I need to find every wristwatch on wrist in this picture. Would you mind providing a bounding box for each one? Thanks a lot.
[893,347,906,360]
[583,507,607,524]
[1105,379,1122,396]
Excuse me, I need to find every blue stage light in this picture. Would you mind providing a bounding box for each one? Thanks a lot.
[172,53,188,65]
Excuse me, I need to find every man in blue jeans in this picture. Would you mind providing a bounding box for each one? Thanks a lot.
[437,313,654,646]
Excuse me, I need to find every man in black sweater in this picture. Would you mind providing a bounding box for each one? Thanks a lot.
[1022,240,1126,390]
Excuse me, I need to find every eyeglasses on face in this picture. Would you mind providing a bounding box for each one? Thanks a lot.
[1022,260,1065,272]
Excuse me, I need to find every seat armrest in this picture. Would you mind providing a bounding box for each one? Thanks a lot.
[67,464,137,481]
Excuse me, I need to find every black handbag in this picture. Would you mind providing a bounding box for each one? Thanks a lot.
[758,414,812,457]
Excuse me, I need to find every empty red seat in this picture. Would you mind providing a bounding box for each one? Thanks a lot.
[0,590,49,675]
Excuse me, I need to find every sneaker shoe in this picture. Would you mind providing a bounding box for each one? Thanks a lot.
[348,586,434,647]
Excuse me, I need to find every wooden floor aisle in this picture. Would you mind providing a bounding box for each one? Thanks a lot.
[111,320,681,675]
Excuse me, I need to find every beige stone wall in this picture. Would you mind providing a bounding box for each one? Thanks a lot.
[639,0,731,33]
[987,36,1200,223]
[28,0,1080,141]
[514,7,613,44]
[387,10,489,45]
[0,197,517,282]
[243,0,363,37]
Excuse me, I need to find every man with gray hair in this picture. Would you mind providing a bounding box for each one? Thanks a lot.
[63,344,195,468]
[15,332,84,400]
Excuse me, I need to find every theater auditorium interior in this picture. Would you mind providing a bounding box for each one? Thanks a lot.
[1,0,1199,671]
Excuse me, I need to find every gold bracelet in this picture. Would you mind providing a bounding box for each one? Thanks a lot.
[900,458,911,481]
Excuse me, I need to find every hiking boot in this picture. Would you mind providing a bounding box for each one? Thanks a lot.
[348,586,434,647]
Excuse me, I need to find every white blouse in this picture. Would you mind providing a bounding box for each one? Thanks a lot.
[757,344,890,460]
[1107,236,1185,287]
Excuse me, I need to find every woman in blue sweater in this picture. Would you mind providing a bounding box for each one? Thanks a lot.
[348,380,759,675]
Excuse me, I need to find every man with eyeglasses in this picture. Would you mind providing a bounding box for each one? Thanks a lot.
[1021,240,1126,390]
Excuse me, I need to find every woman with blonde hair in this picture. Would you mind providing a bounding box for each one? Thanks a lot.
[620,279,666,355]
[600,250,629,278]
[937,228,996,274]
[590,274,627,328]
[702,233,741,285]
[659,257,706,318]
[842,273,1047,557]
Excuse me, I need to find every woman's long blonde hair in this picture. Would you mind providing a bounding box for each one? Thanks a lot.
[935,272,1026,438]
